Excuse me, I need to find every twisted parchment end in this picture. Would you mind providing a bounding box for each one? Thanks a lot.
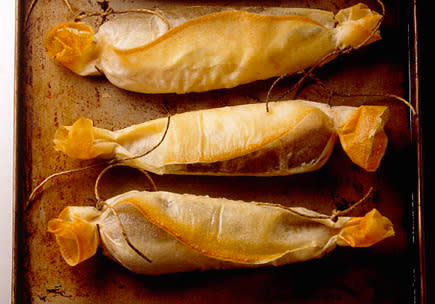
[44,22,100,76]
[338,209,394,247]
[48,207,101,266]
[54,118,96,160]
[54,118,118,160]
[335,3,382,49]
[337,106,389,172]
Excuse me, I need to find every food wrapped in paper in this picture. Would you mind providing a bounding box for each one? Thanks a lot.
[44,3,381,94]
[54,100,389,175]
[48,190,394,275]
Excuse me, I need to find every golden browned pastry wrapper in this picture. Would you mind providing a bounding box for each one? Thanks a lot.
[44,3,381,94]
[48,190,394,275]
[54,100,389,175]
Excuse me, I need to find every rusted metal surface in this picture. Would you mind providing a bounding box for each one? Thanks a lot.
[13,0,423,303]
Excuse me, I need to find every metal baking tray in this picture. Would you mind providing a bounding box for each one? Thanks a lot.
[13,0,425,303]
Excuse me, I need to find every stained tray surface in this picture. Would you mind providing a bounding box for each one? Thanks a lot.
[14,0,419,303]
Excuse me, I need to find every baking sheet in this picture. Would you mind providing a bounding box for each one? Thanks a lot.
[13,0,424,303]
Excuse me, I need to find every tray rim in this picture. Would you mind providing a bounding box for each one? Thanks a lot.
[11,0,426,303]
[12,0,24,302]
[409,0,426,302]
